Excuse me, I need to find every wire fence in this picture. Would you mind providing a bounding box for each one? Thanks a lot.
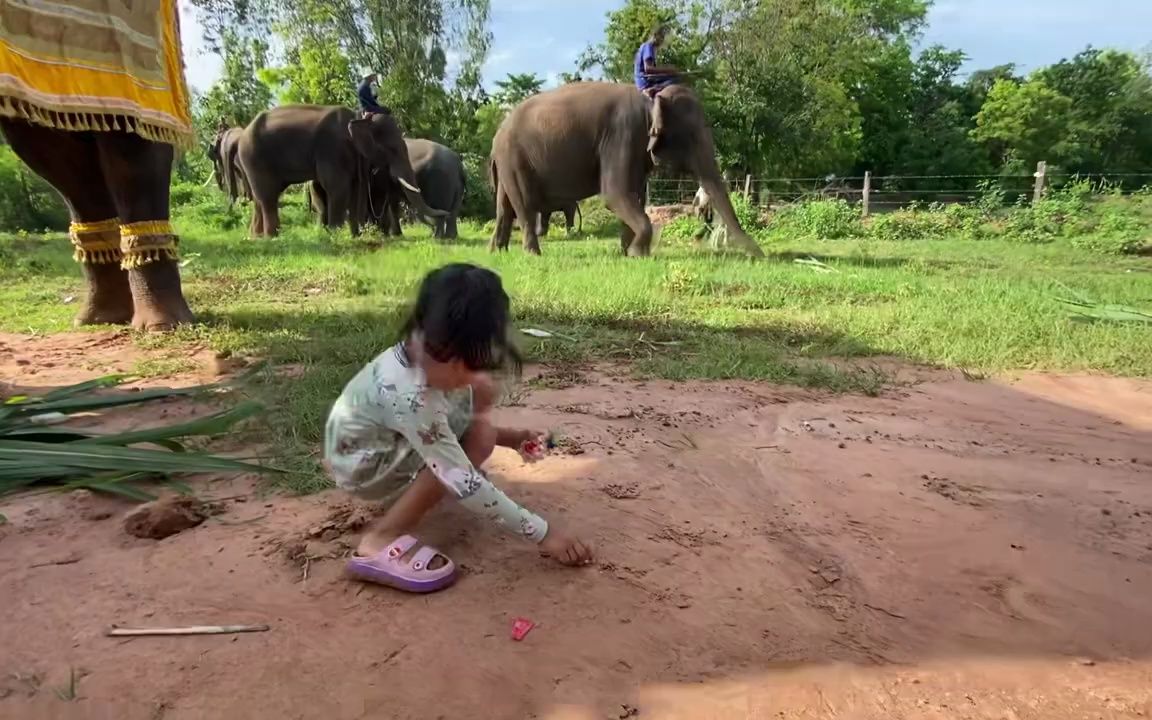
[646,166,1152,214]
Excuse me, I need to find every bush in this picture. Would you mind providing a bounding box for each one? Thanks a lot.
[579,196,620,236]
[459,152,493,220]
[1071,203,1147,255]
[769,198,861,239]
[770,199,860,239]
[660,214,701,243]
[728,193,764,231]
[0,146,68,232]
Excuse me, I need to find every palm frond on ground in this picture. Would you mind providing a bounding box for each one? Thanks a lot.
[0,374,281,501]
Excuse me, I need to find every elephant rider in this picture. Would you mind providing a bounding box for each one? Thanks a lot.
[357,72,391,118]
[634,24,680,98]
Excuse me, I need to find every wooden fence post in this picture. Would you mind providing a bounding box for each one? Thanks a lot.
[1033,161,1048,204]
[744,174,752,202]
[862,171,872,218]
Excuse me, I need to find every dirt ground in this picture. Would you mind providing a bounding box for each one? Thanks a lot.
[2,332,1152,720]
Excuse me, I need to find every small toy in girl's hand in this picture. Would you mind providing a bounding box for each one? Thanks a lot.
[519,431,555,463]
[511,617,536,641]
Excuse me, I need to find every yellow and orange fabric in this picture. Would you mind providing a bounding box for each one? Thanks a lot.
[0,0,193,148]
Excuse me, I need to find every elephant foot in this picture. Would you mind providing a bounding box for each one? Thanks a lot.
[126,262,196,332]
[626,244,651,258]
[75,263,134,326]
[131,301,195,332]
[74,304,133,327]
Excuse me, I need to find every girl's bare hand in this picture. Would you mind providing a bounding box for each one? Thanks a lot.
[539,525,594,566]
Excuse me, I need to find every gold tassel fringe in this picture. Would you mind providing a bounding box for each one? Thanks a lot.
[70,217,122,264]
[120,220,179,269]
[71,219,120,234]
[121,220,174,237]
[121,247,179,269]
[0,98,193,149]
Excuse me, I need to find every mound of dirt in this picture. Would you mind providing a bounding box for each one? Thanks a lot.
[122,496,208,540]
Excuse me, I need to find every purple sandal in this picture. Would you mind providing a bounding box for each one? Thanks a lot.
[345,535,457,593]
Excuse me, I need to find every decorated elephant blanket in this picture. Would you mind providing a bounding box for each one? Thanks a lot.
[0,0,193,147]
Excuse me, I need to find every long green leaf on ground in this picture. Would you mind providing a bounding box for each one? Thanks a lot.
[0,440,277,475]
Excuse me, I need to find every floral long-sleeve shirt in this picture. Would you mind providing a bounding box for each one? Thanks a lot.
[324,343,548,543]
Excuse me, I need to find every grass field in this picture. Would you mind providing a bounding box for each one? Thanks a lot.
[2,201,1150,490]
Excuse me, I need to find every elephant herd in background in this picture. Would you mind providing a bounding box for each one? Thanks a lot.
[207,82,757,257]
[209,110,580,243]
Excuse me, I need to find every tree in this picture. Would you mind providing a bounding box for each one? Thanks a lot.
[971,78,1075,172]
[578,0,720,84]
[895,47,991,178]
[1035,48,1152,173]
[193,30,274,132]
[270,0,491,141]
[493,73,544,107]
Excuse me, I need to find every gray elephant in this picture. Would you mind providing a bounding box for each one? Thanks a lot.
[207,125,250,206]
[237,105,443,237]
[310,138,462,239]
[357,139,465,239]
[489,83,763,257]
[405,139,466,239]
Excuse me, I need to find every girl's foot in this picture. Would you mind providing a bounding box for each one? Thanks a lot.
[347,534,457,593]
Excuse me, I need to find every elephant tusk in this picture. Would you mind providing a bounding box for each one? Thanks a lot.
[397,177,421,194]
[202,170,216,187]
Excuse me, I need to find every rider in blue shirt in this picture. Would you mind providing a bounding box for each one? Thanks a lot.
[357,73,390,115]
[634,25,679,97]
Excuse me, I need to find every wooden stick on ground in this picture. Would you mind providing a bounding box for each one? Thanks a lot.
[106,624,270,637]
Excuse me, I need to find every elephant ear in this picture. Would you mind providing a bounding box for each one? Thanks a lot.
[647,93,665,156]
[348,119,375,158]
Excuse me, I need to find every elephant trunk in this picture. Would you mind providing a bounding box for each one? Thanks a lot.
[392,167,449,219]
[697,172,764,258]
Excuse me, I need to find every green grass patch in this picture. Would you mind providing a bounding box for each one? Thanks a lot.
[3,206,1151,493]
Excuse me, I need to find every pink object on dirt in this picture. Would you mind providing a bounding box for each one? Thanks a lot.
[511,617,536,641]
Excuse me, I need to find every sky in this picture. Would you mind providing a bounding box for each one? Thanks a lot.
[179,0,1152,93]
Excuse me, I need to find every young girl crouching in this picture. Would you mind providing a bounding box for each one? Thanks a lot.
[324,263,594,592]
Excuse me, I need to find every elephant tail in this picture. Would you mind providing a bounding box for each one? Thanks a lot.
[222,154,236,206]
[576,203,583,233]
[455,163,467,215]
[488,156,498,192]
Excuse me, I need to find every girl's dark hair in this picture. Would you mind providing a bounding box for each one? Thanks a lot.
[399,263,523,375]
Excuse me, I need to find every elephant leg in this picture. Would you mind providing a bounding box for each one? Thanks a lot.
[619,224,636,254]
[249,203,264,237]
[388,193,403,236]
[538,212,551,237]
[93,131,194,331]
[248,181,282,237]
[490,185,514,252]
[445,215,458,240]
[605,190,653,257]
[565,207,577,236]
[505,186,541,254]
[0,120,134,326]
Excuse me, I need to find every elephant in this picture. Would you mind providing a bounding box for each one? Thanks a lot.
[537,203,582,237]
[0,121,195,331]
[237,105,444,237]
[404,139,466,239]
[489,83,763,257]
[349,139,465,239]
[207,125,250,206]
